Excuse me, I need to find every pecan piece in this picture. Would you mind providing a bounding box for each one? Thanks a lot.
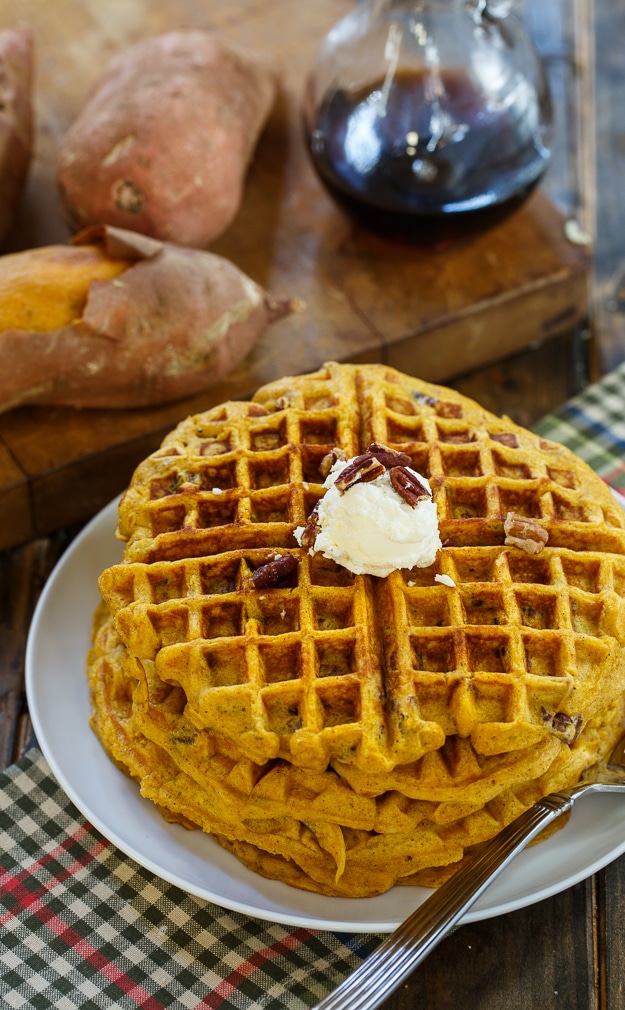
[319,446,347,479]
[389,466,431,507]
[366,442,412,468]
[491,432,519,448]
[504,511,548,555]
[251,553,298,589]
[199,439,230,457]
[333,453,385,493]
[541,708,583,744]
[299,502,321,550]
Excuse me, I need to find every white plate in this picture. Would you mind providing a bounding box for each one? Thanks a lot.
[25,494,625,934]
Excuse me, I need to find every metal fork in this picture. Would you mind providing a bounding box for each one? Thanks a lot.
[311,734,625,1010]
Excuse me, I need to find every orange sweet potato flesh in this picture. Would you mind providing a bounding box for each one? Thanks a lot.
[57,30,276,247]
[0,26,34,246]
[0,225,296,412]
[0,245,128,330]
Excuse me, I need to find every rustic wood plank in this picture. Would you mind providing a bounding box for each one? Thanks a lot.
[454,329,591,429]
[0,0,591,550]
[374,879,597,1009]
[599,857,625,1010]
[0,443,34,551]
[0,328,587,548]
[0,528,79,766]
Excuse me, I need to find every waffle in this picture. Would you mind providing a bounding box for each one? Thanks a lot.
[99,362,625,776]
[90,362,625,896]
[116,364,625,562]
[87,604,625,897]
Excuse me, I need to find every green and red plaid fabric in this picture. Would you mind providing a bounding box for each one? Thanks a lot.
[534,360,625,492]
[2,363,625,1009]
[0,751,380,1009]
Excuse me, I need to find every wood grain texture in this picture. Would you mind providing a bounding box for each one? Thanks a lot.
[387,880,597,1010]
[0,530,72,766]
[0,0,591,548]
[602,860,625,1010]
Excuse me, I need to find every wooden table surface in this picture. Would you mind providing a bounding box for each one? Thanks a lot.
[0,0,594,551]
[3,1,625,1008]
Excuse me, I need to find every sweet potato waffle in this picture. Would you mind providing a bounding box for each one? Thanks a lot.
[89,362,625,896]
[88,605,625,897]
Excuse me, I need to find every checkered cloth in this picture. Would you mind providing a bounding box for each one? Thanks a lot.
[2,364,625,1010]
[534,360,625,492]
[0,751,380,1010]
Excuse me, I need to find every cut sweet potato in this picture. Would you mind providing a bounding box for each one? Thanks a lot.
[0,26,34,246]
[0,243,128,331]
[57,30,276,247]
[0,225,297,412]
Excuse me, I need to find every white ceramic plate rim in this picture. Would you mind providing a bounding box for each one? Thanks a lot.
[25,491,625,934]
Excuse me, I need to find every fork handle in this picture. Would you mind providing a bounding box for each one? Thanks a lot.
[312,790,575,1010]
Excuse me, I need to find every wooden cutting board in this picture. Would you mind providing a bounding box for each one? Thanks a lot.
[0,0,591,551]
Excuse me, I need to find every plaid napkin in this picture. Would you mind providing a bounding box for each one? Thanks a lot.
[534,359,625,491]
[2,363,625,1010]
[0,750,380,1010]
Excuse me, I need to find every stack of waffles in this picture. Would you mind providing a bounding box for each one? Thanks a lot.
[89,362,625,897]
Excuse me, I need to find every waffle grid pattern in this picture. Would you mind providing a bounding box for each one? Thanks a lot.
[390,545,625,754]
[103,533,625,774]
[117,365,625,565]
[100,364,625,777]
[89,606,625,897]
[102,546,442,773]
[361,373,625,551]
[118,374,362,562]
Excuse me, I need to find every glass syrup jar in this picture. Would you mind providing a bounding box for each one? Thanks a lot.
[303,0,553,240]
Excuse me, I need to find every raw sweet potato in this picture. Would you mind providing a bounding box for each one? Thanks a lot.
[57,30,276,247]
[0,225,296,412]
[0,26,34,246]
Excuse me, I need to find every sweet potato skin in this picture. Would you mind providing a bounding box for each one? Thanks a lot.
[0,225,295,412]
[0,26,34,246]
[57,30,276,247]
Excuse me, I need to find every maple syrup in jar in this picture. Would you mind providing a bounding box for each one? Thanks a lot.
[303,0,553,240]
